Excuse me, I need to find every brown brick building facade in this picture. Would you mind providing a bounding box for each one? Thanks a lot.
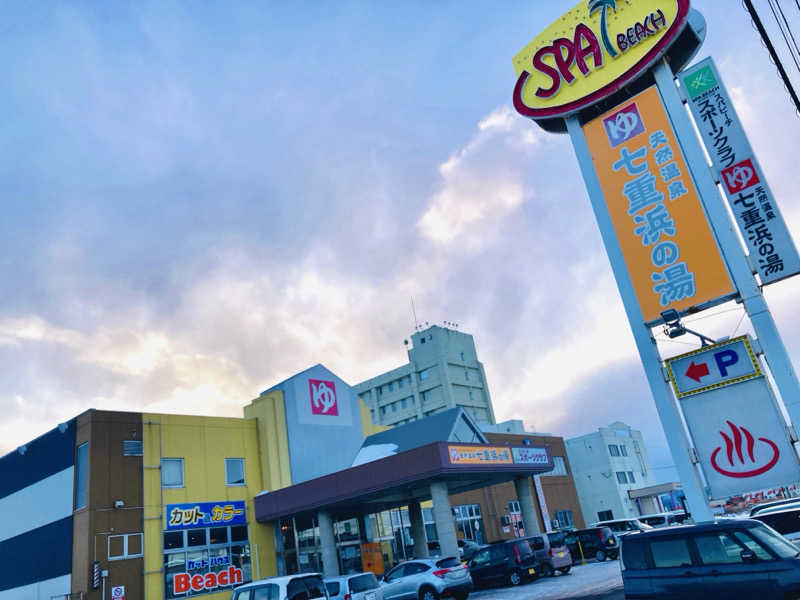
[449,432,585,542]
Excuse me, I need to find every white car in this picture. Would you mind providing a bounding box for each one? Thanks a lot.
[231,573,328,600]
[592,518,653,536]
[325,572,383,600]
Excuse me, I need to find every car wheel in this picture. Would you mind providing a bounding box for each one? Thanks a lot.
[558,566,571,575]
[419,586,439,600]
[540,563,554,577]
[508,570,522,586]
[595,549,607,562]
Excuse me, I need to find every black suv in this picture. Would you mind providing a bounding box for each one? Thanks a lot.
[467,539,539,587]
[564,527,619,561]
[621,519,800,599]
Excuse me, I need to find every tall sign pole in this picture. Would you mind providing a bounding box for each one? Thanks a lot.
[512,0,800,516]
[566,112,714,520]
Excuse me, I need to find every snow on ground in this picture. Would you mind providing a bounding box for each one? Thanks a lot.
[469,560,623,600]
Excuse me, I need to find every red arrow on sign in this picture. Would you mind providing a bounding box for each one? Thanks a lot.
[686,361,710,383]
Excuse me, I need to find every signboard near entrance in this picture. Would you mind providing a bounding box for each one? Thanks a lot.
[666,335,761,397]
[582,85,734,322]
[679,377,800,499]
[680,58,800,284]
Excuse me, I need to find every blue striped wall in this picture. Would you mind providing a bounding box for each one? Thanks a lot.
[0,420,76,597]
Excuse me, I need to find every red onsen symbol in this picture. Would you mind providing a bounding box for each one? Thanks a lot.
[710,420,779,478]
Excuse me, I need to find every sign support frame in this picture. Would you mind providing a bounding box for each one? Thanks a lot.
[651,59,800,445]
[566,113,714,522]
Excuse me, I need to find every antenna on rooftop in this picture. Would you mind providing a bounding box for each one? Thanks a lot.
[411,297,419,331]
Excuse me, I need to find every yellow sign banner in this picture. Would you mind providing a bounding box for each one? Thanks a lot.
[582,85,733,322]
[448,445,512,465]
[513,0,689,119]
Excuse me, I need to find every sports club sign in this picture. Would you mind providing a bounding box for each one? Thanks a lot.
[513,0,690,119]
[680,57,800,285]
[582,85,734,322]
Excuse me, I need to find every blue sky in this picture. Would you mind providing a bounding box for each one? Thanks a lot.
[3,1,800,485]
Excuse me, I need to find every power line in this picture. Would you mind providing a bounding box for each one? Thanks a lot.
[768,0,800,73]
[744,0,800,115]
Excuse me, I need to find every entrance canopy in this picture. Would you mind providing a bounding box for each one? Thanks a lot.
[254,441,553,521]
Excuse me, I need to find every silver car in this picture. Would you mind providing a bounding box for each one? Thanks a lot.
[325,572,383,600]
[380,556,472,600]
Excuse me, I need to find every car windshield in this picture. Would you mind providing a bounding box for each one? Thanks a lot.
[325,582,341,597]
[750,523,800,558]
[349,573,378,592]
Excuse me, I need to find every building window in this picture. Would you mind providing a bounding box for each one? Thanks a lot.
[554,510,574,529]
[391,403,397,412]
[419,368,430,381]
[508,500,521,514]
[411,396,416,405]
[620,444,628,456]
[616,471,628,484]
[162,458,185,488]
[543,456,568,476]
[163,525,250,599]
[398,378,404,389]
[627,471,636,484]
[460,352,465,361]
[381,406,386,416]
[464,370,469,380]
[388,382,393,392]
[608,444,620,457]
[401,398,407,409]
[468,390,473,401]
[598,510,614,521]
[109,533,143,560]
[421,390,431,403]
[75,442,89,510]
[123,440,143,456]
[225,458,245,486]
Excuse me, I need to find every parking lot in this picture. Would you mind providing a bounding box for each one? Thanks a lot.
[469,560,623,600]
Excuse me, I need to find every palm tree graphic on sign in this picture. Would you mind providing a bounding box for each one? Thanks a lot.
[589,0,619,58]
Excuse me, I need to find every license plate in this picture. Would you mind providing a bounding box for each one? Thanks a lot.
[366,593,376,600]
[557,552,564,557]
[528,568,535,575]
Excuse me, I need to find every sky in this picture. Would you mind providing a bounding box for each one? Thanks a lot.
[3,1,800,486]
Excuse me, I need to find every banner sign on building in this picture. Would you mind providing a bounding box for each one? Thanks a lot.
[511,447,551,466]
[448,445,512,465]
[166,500,246,530]
[666,335,762,398]
[678,376,800,499]
[680,58,800,284]
[582,85,734,322]
[513,0,690,119]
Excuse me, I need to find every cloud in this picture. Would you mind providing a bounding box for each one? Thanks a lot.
[417,106,541,249]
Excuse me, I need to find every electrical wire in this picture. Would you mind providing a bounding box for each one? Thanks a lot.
[744,0,800,116]
[732,310,748,337]
[768,0,800,73]
[776,0,800,63]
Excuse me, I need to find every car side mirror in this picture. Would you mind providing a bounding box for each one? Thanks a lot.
[740,549,757,563]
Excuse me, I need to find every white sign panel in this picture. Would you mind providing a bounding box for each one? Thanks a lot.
[680,377,800,499]
[666,336,761,397]
[681,58,800,284]
[111,587,125,600]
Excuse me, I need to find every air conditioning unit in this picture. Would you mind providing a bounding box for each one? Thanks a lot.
[501,515,511,526]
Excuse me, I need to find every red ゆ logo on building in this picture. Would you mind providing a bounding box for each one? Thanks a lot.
[710,420,779,478]
[309,379,338,416]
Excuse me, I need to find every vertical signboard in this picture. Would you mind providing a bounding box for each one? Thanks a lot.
[582,85,735,322]
[680,58,800,284]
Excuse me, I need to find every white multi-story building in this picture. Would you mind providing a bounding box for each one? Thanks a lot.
[354,325,496,427]
[565,422,658,522]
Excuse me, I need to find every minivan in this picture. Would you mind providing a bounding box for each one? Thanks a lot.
[564,527,619,561]
[525,533,572,576]
[751,505,800,543]
[621,519,800,599]
[638,511,690,528]
[467,539,539,587]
